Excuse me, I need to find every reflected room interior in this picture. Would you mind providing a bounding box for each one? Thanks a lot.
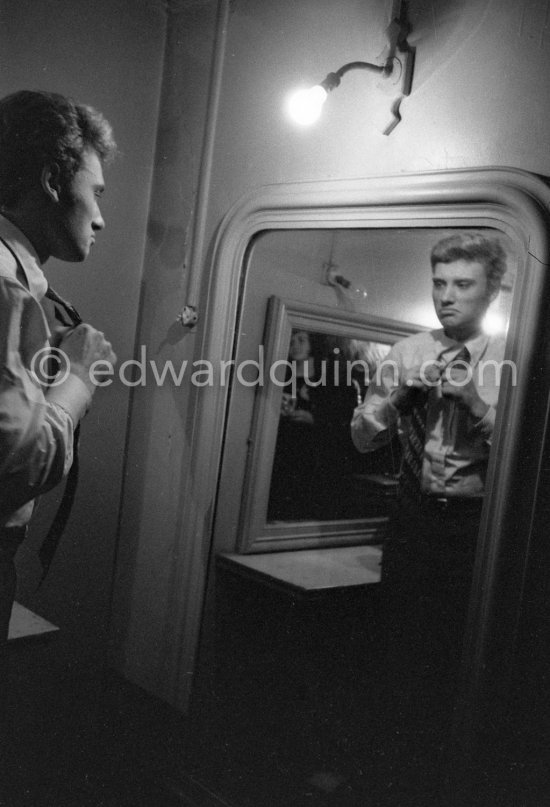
[231,226,515,554]
[263,226,515,526]
[267,327,396,523]
[194,224,518,805]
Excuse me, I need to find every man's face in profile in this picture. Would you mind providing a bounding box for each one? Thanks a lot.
[432,259,494,337]
[52,148,106,262]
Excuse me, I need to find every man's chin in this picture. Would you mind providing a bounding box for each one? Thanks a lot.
[53,246,88,263]
[438,313,465,329]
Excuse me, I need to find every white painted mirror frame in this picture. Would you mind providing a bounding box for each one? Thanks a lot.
[175,168,550,751]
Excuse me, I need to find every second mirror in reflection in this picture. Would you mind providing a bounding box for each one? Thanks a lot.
[268,329,400,522]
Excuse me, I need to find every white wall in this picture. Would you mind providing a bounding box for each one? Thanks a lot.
[207,0,550,224]
[110,0,221,701]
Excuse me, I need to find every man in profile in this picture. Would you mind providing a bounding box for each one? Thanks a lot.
[351,232,508,799]
[0,90,117,645]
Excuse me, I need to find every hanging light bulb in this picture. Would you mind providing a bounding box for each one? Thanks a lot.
[285,62,391,127]
[286,84,329,126]
[286,71,342,126]
[284,15,415,135]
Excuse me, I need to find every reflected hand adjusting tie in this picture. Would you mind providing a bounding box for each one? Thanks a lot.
[38,286,83,583]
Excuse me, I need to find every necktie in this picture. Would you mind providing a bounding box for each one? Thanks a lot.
[399,345,471,504]
[445,345,470,440]
[453,345,470,367]
[44,285,83,328]
[39,287,83,581]
[399,390,428,504]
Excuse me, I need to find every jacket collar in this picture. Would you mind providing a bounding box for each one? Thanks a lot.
[0,213,48,301]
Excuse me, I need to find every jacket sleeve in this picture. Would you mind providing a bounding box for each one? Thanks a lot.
[0,277,78,520]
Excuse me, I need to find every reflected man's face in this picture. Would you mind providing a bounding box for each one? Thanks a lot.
[432,259,495,338]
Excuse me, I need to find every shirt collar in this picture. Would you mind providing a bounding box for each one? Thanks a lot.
[432,328,490,366]
[0,213,48,301]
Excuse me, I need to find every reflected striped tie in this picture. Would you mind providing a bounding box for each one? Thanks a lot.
[399,346,470,504]
[452,345,470,370]
[445,345,471,440]
[399,391,429,504]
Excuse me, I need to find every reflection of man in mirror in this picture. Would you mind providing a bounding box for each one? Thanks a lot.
[350,232,508,798]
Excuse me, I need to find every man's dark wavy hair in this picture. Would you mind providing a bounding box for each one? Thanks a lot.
[0,90,116,208]
[430,232,507,295]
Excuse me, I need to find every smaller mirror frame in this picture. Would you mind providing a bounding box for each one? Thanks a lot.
[238,295,421,553]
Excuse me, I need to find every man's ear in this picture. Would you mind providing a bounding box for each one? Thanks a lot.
[41,163,62,203]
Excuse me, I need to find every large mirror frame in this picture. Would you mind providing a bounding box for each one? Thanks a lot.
[238,296,421,553]
[175,170,550,777]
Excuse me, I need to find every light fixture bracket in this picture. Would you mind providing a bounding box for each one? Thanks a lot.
[286,4,415,131]
[315,17,415,135]
[320,72,341,93]
[373,14,415,134]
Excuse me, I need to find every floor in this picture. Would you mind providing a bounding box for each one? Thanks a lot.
[0,632,429,807]
[0,657,370,807]
[1,621,544,807]
[1,638,188,807]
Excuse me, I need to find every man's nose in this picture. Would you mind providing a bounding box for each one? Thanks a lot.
[92,211,105,231]
[441,285,455,303]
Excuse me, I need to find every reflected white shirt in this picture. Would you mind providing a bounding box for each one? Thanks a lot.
[351,328,507,498]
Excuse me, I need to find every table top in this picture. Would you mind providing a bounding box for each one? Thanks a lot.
[217,545,382,595]
[8,602,59,643]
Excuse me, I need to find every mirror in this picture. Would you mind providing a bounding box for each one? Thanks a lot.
[238,297,419,552]
[268,330,397,522]
[235,226,516,553]
[195,169,550,807]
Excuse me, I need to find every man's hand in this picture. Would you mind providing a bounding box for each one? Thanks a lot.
[58,324,117,394]
[440,364,489,420]
[390,362,442,413]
